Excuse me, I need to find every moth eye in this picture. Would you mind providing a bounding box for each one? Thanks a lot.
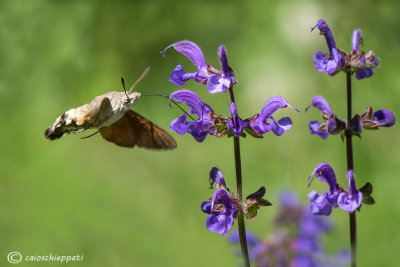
[124,96,131,103]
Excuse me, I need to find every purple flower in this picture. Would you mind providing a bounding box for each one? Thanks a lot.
[308,163,363,214]
[352,29,380,80]
[249,96,298,136]
[307,163,339,215]
[337,170,362,213]
[312,19,344,75]
[228,102,248,137]
[373,109,396,127]
[207,45,236,94]
[229,229,259,247]
[201,189,238,235]
[307,95,345,139]
[306,96,336,139]
[169,90,214,142]
[161,41,236,94]
[307,96,394,138]
[209,167,226,187]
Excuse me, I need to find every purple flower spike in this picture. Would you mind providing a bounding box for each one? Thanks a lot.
[228,102,247,137]
[250,96,297,136]
[374,109,396,127]
[162,41,208,86]
[307,96,332,115]
[210,167,226,187]
[205,189,237,235]
[337,170,362,213]
[207,46,236,94]
[312,19,344,75]
[169,90,214,142]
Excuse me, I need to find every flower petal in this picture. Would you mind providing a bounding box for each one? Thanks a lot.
[250,96,296,135]
[308,163,337,192]
[309,120,329,139]
[206,74,231,94]
[228,102,244,137]
[352,29,362,52]
[210,167,226,187]
[161,40,207,71]
[312,19,337,52]
[374,109,396,127]
[168,65,197,86]
[170,90,205,116]
[307,191,333,216]
[355,68,374,80]
[270,116,292,136]
[170,114,190,135]
[201,201,212,214]
[307,96,332,115]
[337,191,362,213]
[187,124,209,142]
[218,45,236,84]
[206,189,236,235]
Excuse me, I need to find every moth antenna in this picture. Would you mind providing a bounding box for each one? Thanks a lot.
[121,77,129,98]
[141,94,195,120]
[81,129,101,139]
[129,66,150,93]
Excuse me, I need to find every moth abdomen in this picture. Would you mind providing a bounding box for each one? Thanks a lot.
[44,127,64,140]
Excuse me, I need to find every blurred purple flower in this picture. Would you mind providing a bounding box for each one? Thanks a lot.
[229,191,350,267]
[161,41,236,93]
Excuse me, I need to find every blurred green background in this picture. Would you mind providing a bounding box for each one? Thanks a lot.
[1,0,399,266]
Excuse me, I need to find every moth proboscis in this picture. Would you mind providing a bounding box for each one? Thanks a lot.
[45,67,177,150]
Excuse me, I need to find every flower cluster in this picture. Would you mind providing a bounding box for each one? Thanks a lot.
[169,90,297,142]
[306,96,395,139]
[201,168,271,235]
[229,191,350,266]
[162,41,298,142]
[312,19,379,79]
[307,163,375,215]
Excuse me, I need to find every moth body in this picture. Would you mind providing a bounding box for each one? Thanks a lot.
[45,67,177,150]
[45,91,141,140]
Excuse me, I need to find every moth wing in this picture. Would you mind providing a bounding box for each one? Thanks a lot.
[100,110,177,149]
[99,111,137,147]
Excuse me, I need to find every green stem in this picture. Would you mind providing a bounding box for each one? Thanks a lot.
[229,85,250,267]
[345,71,357,267]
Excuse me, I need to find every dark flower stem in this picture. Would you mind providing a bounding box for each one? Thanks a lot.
[345,71,357,267]
[228,85,250,267]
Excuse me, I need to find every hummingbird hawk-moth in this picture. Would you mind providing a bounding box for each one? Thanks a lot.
[45,67,177,150]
